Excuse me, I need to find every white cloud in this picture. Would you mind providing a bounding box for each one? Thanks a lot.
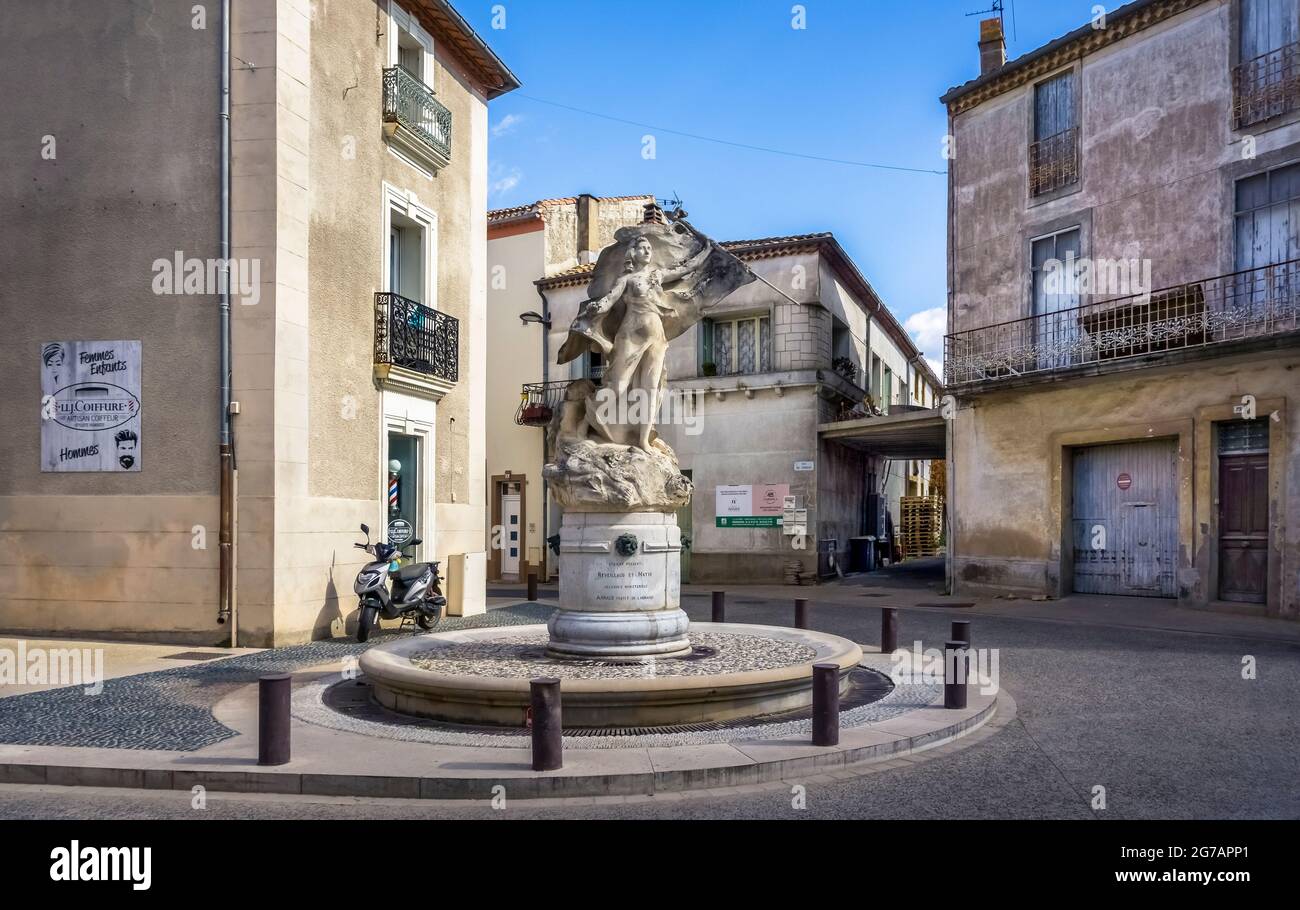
[904,306,946,379]
[491,113,523,138]
[489,166,522,197]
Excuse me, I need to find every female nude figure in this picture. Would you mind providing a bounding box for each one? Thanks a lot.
[581,233,714,452]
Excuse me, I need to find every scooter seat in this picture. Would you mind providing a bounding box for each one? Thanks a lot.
[397,563,430,583]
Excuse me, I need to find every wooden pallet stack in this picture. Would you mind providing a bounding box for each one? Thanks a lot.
[928,459,947,500]
[899,495,943,559]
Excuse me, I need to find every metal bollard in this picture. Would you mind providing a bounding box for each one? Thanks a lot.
[795,598,809,629]
[812,663,840,746]
[527,570,538,602]
[881,607,899,654]
[530,677,563,771]
[258,673,292,766]
[944,641,968,709]
[951,620,971,647]
[711,590,726,624]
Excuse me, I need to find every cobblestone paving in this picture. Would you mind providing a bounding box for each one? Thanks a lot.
[0,604,553,752]
[409,630,817,678]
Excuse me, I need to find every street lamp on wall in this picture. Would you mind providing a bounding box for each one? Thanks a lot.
[519,310,551,328]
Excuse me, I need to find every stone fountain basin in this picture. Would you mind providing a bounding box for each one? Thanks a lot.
[359,622,864,728]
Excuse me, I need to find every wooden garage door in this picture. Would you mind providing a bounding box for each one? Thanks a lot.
[1072,440,1178,598]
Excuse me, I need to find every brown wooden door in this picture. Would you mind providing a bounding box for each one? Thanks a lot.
[1218,453,1269,603]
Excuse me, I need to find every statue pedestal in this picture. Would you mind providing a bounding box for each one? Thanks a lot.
[548,511,690,659]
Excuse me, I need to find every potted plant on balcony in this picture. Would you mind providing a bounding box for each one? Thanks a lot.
[519,402,554,426]
[832,356,858,383]
[701,361,718,377]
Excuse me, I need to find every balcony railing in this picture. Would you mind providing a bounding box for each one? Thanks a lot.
[945,259,1300,386]
[374,292,458,383]
[516,380,569,426]
[382,66,452,165]
[1029,126,1079,197]
[1233,41,1300,129]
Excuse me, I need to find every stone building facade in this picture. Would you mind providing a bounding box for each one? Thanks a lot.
[943,1,1299,618]
[534,230,940,583]
[0,0,517,645]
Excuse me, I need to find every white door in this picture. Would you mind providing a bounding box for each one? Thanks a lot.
[502,493,521,577]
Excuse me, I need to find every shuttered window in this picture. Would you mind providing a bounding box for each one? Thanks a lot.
[1034,72,1076,141]
[1241,0,1299,61]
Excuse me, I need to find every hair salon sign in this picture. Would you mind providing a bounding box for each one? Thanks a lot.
[40,341,142,472]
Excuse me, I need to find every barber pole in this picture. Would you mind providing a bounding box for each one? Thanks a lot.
[389,473,399,517]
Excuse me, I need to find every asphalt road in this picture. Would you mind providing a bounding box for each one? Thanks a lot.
[2,591,1297,819]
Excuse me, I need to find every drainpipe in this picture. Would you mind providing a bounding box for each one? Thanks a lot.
[216,0,237,644]
[536,286,551,579]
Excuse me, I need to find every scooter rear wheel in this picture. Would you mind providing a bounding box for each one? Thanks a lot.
[416,609,440,631]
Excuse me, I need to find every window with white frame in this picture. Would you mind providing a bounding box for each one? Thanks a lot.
[702,315,771,375]
[390,2,434,89]
[384,185,437,308]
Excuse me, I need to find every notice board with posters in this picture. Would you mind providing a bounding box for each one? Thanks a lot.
[715,483,790,528]
[40,341,142,472]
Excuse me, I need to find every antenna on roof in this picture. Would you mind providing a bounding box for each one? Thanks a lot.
[965,0,1005,29]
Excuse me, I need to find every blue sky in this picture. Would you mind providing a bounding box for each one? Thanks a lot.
[465,1,1098,365]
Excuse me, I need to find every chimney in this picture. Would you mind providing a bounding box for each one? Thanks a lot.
[978,17,1005,75]
[642,201,667,225]
[577,194,599,264]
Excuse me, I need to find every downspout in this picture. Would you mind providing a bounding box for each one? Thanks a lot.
[217,0,237,644]
[536,286,551,579]
[944,104,957,597]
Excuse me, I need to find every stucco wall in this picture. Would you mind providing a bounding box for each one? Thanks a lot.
[950,2,1246,333]
[485,228,547,576]
[0,0,223,640]
[952,351,1298,617]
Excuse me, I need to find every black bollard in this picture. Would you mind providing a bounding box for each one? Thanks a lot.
[527,570,538,602]
[711,590,726,623]
[530,677,563,771]
[795,598,809,629]
[258,673,292,766]
[881,607,899,654]
[812,663,840,746]
[951,620,971,647]
[944,641,968,709]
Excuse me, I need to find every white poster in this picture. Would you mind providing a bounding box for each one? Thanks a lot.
[715,485,752,519]
[41,340,142,472]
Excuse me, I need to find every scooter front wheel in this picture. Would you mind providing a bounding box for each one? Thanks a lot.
[357,605,379,642]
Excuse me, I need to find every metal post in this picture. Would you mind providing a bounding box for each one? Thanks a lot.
[258,674,291,766]
[795,598,809,629]
[951,620,971,647]
[711,590,725,623]
[527,570,538,602]
[530,677,562,771]
[944,641,968,709]
[881,607,898,654]
[812,663,840,746]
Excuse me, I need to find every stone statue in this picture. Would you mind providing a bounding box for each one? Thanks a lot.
[545,207,754,513]
[544,204,755,660]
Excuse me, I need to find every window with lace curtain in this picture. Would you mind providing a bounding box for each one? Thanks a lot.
[701,316,771,375]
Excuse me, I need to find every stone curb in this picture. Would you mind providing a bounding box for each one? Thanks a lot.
[0,692,997,801]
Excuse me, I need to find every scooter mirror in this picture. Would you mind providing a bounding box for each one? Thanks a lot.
[408,538,423,547]
[360,523,370,535]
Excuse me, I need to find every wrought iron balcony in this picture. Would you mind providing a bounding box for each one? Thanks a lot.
[516,380,569,427]
[1029,126,1079,197]
[1233,41,1300,129]
[382,66,452,168]
[945,259,1300,387]
[375,292,458,383]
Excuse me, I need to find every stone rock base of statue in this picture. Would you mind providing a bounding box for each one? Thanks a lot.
[548,511,690,660]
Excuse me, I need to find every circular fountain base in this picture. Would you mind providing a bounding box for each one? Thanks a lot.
[359,623,863,728]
